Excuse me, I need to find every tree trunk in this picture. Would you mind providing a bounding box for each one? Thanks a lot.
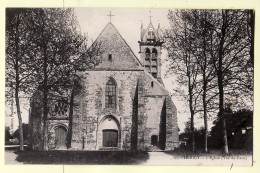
[202,76,208,153]
[218,45,229,154]
[217,10,229,154]
[188,85,195,153]
[42,43,48,150]
[249,10,254,66]
[218,73,229,154]
[14,12,24,151]
[202,19,208,153]
[15,88,24,151]
[66,89,74,149]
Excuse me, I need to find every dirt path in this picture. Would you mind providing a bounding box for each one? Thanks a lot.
[5,150,23,164]
[140,152,175,165]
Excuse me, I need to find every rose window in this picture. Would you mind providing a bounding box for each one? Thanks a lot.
[54,101,68,117]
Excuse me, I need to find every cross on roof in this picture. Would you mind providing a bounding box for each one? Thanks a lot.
[107,11,115,23]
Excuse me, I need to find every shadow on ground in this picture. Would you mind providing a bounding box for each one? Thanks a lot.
[14,150,149,165]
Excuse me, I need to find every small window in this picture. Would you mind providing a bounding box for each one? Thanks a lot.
[151,81,154,87]
[108,54,112,61]
[152,73,157,78]
[145,48,150,59]
[152,48,158,59]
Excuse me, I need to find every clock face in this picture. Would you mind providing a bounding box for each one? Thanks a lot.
[148,27,153,31]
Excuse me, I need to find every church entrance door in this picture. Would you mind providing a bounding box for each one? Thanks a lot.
[103,129,118,147]
[151,135,158,146]
[55,126,67,148]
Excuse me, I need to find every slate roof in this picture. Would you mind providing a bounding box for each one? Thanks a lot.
[92,22,143,70]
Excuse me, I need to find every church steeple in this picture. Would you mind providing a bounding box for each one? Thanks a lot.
[138,15,164,84]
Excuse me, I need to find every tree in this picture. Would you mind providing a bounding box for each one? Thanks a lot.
[206,10,251,154]
[180,120,205,150]
[5,127,11,144]
[21,8,92,150]
[6,8,36,151]
[164,9,253,154]
[25,8,103,150]
[5,8,97,150]
[164,10,201,152]
[13,123,29,142]
[186,10,219,153]
[210,108,253,150]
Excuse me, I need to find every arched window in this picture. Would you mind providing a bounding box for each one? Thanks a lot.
[145,48,150,59]
[152,48,158,59]
[105,78,116,108]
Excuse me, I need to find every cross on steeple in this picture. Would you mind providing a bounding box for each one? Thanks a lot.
[107,11,115,23]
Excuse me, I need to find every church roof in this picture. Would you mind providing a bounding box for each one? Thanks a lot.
[91,22,143,70]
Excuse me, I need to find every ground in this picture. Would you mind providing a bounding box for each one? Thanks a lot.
[5,148,253,166]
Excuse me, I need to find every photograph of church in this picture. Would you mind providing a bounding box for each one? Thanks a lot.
[28,12,179,151]
[5,7,253,166]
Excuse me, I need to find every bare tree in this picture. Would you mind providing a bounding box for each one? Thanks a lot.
[164,9,253,154]
[6,9,36,150]
[164,10,201,152]
[204,10,251,154]
[187,10,219,153]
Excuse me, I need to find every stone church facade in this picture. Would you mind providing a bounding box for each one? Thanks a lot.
[29,21,179,151]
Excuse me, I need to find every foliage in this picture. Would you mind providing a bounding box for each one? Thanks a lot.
[210,108,253,149]
[5,127,11,143]
[14,123,29,141]
[15,150,149,164]
[181,109,252,150]
[5,8,102,150]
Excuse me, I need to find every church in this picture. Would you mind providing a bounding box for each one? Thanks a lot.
[29,16,179,151]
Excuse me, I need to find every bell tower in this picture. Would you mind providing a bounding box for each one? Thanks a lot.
[138,18,164,84]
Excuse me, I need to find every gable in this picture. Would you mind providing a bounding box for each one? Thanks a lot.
[92,22,142,70]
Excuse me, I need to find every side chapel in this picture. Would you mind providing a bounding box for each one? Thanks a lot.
[29,14,179,151]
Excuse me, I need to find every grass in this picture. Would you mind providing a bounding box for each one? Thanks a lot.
[14,150,149,165]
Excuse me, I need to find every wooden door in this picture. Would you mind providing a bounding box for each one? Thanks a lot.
[151,135,158,146]
[55,126,67,148]
[103,129,118,147]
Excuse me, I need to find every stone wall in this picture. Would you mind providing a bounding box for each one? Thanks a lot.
[29,93,43,150]
[29,70,179,151]
[72,70,142,150]
[165,95,179,149]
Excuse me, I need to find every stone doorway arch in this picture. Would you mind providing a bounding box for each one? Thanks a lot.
[54,125,67,149]
[98,115,121,149]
